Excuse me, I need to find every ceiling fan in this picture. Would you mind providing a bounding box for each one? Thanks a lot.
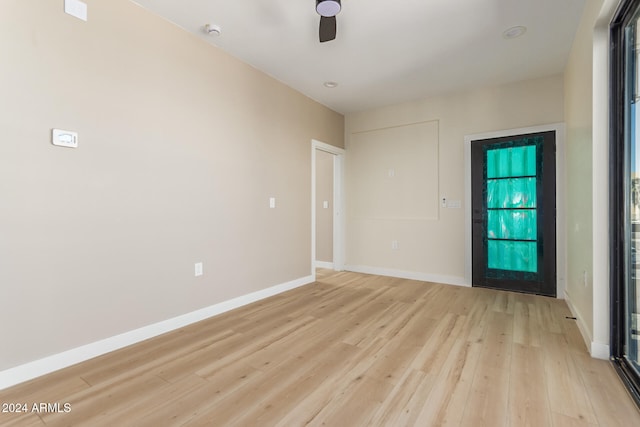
[316,0,341,43]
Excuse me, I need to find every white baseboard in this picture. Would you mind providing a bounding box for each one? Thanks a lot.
[564,290,592,352]
[344,265,468,287]
[314,261,334,269]
[564,290,610,359]
[590,341,610,360]
[0,275,314,391]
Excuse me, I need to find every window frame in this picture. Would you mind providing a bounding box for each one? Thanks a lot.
[610,0,640,407]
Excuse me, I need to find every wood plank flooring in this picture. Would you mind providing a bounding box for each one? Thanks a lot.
[1,269,639,426]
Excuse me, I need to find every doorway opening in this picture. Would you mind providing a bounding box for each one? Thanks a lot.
[311,140,345,280]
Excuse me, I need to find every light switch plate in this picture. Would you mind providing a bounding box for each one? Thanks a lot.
[323,201,329,209]
[194,262,203,277]
[64,0,87,21]
[52,129,78,148]
[269,197,276,209]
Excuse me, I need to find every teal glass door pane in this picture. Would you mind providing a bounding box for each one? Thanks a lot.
[486,143,539,274]
[487,240,538,272]
[487,210,537,240]
[487,178,537,208]
[487,145,536,178]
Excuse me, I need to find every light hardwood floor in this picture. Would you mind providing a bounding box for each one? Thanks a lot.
[1,270,639,426]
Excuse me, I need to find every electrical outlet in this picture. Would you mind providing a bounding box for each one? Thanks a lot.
[391,240,399,250]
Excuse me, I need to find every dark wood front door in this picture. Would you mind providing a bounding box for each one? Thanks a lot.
[471,131,556,297]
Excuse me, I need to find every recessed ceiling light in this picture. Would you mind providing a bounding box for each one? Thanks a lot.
[503,26,527,39]
[323,81,338,88]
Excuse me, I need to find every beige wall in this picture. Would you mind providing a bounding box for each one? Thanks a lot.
[0,0,343,371]
[345,75,564,282]
[563,0,604,347]
[315,150,334,264]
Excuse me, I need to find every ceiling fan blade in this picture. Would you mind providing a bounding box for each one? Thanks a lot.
[319,16,337,42]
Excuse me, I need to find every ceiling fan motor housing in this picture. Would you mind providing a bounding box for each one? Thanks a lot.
[316,0,341,17]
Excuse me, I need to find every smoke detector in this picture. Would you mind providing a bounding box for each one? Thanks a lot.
[502,26,526,39]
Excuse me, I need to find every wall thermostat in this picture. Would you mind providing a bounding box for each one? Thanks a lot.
[52,129,78,148]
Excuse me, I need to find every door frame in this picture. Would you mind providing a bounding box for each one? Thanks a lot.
[311,139,346,280]
[464,123,566,298]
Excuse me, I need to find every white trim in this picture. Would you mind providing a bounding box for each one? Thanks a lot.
[345,265,468,287]
[464,123,567,298]
[311,144,317,282]
[315,261,335,269]
[0,275,313,391]
[333,153,345,271]
[591,0,617,361]
[311,139,346,280]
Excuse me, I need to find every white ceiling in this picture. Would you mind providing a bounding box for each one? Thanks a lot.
[131,0,586,114]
